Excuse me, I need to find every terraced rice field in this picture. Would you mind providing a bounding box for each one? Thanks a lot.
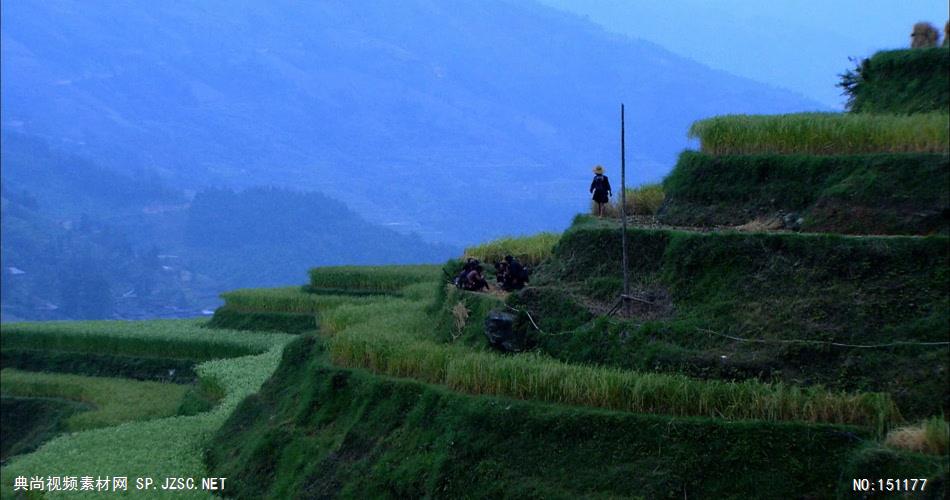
[0,320,293,499]
[689,112,949,155]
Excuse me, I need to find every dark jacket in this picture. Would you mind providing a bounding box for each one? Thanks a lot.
[590,174,611,203]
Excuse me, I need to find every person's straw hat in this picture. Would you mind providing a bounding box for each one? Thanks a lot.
[593,165,604,174]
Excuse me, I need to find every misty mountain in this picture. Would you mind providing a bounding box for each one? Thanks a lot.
[1,134,456,321]
[0,133,182,218]
[181,186,457,287]
[1,0,825,245]
[538,0,947,109]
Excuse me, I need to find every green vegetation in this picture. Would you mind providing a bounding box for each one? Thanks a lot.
[200,209,945,496]
[7,46,950,497]
[529,218,949,418]
[299,275,897,428]
[463,232,561,267]
[1,133,455,323]
[218,286,387,314]
[1,397,90,461]
[330,324,897,428]
[660,151,949,234]
[208,337,947,499]
[308,265,442,293]
[688,112,949,155]
[218,286,328,313]
[1,369,191,431]
[1,319,290,360]
[207,306,317,334]
[885,417,950,455]
[841,48,950,114]
[596,183,666,217]
[839,443,948,498]
[0,318,294,499]
[432,285,506,346]
[208,286,395,333]
[1,348,198,382]
[0,339,291,499]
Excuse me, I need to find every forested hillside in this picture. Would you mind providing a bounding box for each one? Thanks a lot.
[1,133,455,321]
[0,0,824,244]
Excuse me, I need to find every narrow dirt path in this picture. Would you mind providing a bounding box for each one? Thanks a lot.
[593,215,931,238]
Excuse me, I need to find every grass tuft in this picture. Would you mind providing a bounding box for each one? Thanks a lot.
[885,417,949,455]
[594,183,665,218]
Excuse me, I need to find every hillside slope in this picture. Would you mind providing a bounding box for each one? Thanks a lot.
[201,269,946,498]
[1,134,456,321]
[0,0,824,244]
[521,217,949,418]
[209,336,903,499]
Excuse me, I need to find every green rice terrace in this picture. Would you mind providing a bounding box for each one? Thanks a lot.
[2,46,949,498]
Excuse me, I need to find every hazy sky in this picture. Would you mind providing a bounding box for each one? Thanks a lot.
[539,0,949,108]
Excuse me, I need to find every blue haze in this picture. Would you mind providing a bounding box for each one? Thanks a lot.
[2,0,826,245]
[540,0,949,109]
[2,0,895,319]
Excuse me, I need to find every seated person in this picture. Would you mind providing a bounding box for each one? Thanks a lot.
[494,260,509,287]
[461,265,490,291]
[501,255,529,291]
[463,258,479,273]
[455,258,481,287]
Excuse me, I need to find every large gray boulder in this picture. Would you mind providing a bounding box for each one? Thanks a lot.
[483,310,526,352]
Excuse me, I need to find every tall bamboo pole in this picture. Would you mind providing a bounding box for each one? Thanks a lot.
[621,104,630,315]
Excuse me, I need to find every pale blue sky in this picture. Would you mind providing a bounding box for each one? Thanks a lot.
[540,0,949,108]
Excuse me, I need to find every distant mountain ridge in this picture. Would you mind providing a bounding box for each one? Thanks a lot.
[1,132,455,321]
[1,0,825,245]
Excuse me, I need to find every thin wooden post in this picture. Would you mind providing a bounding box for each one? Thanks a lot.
[620,104,630,315]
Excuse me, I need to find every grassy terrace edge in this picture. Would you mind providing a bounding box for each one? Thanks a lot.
[847,47,950,114]
[291,268,904,429]
[0,319,281,360]
[308,264,442,293]
[462,232,561,267]
[659,151,949,234]
[1,369,192,432]
[208,336,949,499]
[208,286,395,333]
[202,256,945,496]
[688,112,949,155]
[531,219,948,417]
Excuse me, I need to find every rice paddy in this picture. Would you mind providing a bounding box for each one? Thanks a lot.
[1,319,292,360]
[3,246,938,496]
[0,320,293,500]
[463,232,561,267]
[1,369,191,431]
[307,271,900,430]
[595,183,666,218]
[308,264,442,292]
[689,112,949,155]
[219,286,386,313]
[328,322,898,429]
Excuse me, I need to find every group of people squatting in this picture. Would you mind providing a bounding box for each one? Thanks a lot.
[455,165,610,293]
[454,255,529,292]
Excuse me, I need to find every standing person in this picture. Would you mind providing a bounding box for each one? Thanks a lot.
[590,165,612,217]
